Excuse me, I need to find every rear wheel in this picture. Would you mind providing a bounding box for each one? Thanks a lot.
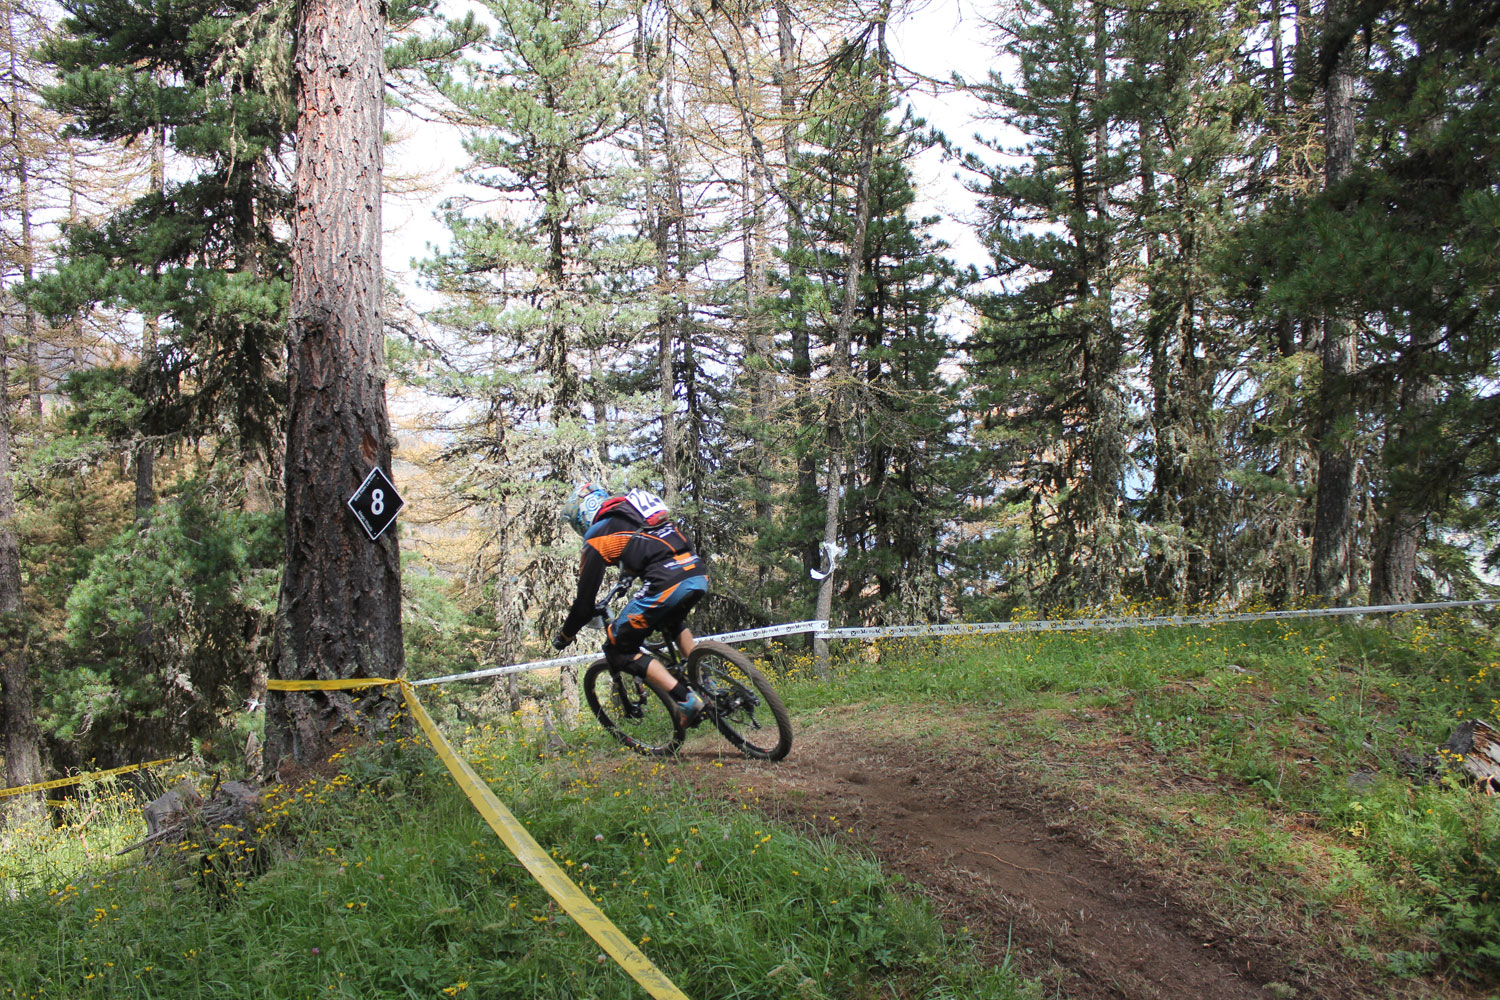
[687,641,793,761]
[583,661,684,756]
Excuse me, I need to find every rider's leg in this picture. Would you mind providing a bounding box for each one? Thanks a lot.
[604,625,684,702]
[643,658,677,694]
[663,581,705,660]
[615,576,706,705]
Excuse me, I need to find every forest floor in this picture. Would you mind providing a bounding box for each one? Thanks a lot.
[651,702,1490,1000]
[8,619,1497,999]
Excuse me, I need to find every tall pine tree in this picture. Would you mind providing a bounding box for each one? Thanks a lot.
[964,0,1131,606]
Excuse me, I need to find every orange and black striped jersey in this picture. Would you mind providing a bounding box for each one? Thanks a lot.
[561,500,706,637]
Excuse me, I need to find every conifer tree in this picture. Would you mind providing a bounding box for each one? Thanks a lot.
[1230,0,1500,600]
[1116,3,1258,603]
[1307,0,1363,603]
[772,103,957,624]
[411,0,649,703]
[269,0,404,767]
[964,0,1132,606]
[33,0,295,486]
[1356,0,1500,599]
[2,0,58,818]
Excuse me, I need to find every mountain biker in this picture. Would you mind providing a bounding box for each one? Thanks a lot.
[552,482,708,724]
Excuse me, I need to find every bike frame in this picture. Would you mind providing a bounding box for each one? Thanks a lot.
[592,575,697,702]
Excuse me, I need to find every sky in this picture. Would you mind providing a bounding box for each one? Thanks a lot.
[884,0,1009,268]
[380,0,1013,312]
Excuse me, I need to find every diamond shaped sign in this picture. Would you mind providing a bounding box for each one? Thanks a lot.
[348,466,404,541]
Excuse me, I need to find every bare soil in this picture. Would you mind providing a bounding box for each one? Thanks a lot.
[666,717,1448,1000]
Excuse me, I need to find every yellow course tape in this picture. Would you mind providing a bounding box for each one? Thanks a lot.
[0,757,176,800]
[266,676,691,1000]
[0,679,397,799]
[266,678,401,692]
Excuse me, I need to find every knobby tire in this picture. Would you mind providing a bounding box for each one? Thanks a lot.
[688,641,793,761]
[583,661,684,757]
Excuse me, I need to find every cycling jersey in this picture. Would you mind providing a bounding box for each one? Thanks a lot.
[560,499,707,638]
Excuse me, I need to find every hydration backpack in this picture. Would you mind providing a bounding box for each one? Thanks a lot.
[622,488,670,526]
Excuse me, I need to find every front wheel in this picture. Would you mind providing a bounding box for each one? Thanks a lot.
[583,661,684,756]
[687,641,793,761]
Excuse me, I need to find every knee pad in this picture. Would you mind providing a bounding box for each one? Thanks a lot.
[606,647,653,678]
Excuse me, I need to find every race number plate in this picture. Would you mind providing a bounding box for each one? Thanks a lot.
[348,467,404,540]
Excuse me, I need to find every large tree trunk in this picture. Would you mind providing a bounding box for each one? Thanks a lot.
[1369,327,1440,605]
[0,299,42,824]
[544,147,578,422]
[135,124,164,523]
[663,112,705,526]
[1141,107,1184,600]
[1075,1,1124,603]
[8,27,41,422]
[777,0,821,588]
[1,10,43,819]
[266,0,403,772]
[1309,0,1361,602]
[813,16,885,675]
[637,13,679,506]
[744,155,774,610]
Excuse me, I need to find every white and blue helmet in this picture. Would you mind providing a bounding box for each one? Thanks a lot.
[561,482,611,536]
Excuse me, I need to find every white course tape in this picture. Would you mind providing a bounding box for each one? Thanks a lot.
[711,620,829,644]
[817,599,1498,641]
[414,651,599,687]
[414,620,828,687]
[415,600,1494,688]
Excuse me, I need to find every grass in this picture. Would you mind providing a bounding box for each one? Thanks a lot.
[3,605,1497,995]
[0,702,1033,999]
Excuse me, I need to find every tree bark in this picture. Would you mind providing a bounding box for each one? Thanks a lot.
[266,0,403,772]
[1077,1,1123,603]
[1369,327,1440,605]
[6,20,41,422]
[662,95,704,524]
[1,8,43,822]
[637,14,679,506]
[0,287,42,824]
[813,13,886,675]
[778,0,820,584]
[744,149,774,609]
[1309,0,1361,602]
[136,124,165,523]
[2,6,40,422]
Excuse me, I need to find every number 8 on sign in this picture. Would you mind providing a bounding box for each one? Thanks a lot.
[348,468,404,541]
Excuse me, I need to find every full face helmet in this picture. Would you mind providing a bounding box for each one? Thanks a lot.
[561,482,611,537]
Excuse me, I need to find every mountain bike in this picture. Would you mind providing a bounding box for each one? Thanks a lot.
[580,576,793,761]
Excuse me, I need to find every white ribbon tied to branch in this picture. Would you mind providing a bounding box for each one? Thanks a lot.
[810,541,844,581]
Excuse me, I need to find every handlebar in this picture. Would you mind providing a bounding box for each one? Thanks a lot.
[586,574,636,630]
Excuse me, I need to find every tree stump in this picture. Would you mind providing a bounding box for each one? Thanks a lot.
[122,780,262,855]
[142,780,203,838]
[1441,719,1500,793]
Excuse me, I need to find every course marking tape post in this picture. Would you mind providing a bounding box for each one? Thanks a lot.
[266,676,691,1000]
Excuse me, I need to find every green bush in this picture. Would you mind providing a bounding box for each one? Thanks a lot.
[46,481,281,769]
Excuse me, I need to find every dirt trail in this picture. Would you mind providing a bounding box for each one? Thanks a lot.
[673,724,1360,1000]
